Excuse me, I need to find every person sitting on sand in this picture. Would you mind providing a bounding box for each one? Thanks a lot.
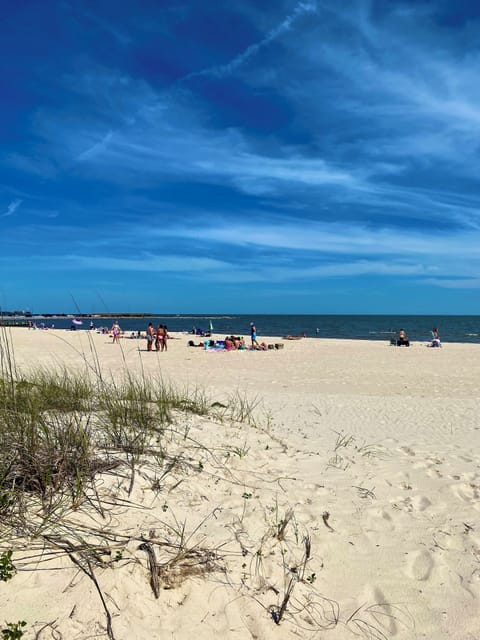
[225,336,234,351]
[428,327,441,348]
[397,329,410,347]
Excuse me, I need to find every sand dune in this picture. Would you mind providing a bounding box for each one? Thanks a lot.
[1,328,480,639]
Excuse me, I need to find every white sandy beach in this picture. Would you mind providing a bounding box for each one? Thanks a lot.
[1,328,480,639]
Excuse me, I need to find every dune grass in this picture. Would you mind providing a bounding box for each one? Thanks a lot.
[0,325,264,525]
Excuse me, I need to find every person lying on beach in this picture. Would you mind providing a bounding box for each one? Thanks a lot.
[251,341,268,350]
[284,334,305,340]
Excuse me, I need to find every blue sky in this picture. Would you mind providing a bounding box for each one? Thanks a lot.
[2,0,480,314]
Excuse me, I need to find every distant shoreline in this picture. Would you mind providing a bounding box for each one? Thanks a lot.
[1,313,155,320]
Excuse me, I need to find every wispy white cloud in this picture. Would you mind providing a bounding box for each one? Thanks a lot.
[26,90,361,194]
[420,278,480,289]
[77,131,114,162]
[1,199,22,218]
[52,253,231,273]
[283,2,480,173]
[74,6,132,46]
[2,209,480,288]
[162,218,480,261]
[183,1,318,81]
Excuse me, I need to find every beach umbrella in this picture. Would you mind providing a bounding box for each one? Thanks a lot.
[72,319,83,325]
[209,320,214,332]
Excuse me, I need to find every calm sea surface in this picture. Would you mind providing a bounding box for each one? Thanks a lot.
[22,315,480,343]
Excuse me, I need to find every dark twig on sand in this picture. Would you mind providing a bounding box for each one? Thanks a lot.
[138,542,160,599]
[322,511,335,532]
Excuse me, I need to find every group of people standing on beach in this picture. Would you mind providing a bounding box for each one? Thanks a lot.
[146,323,168,352]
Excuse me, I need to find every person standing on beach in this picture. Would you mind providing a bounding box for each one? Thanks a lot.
[162,325,169,351]
[250,322,259,347]
[146,322,155,351]
[111,321,121,344]
[155,324,167,351]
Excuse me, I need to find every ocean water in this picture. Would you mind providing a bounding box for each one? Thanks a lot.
[23,315,480,343]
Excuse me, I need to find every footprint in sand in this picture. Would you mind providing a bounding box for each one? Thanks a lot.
[360,585,398,636]
[393,494,432,513]
[463,471,480,482]
[406,549,434,581]
[451,482,479,502]
[399,446,415,456]
[411,495,432,511]
[425,467,443,478]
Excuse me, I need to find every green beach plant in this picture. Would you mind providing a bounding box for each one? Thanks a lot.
[1,621,26,640]
[0,551,16,582]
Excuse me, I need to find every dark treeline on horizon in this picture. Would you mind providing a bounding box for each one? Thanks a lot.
[1,311,154,318]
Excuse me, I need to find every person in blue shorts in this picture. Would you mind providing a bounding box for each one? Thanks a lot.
[250,322,259,347]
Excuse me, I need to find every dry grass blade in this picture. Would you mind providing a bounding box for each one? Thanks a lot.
[42,535,117,640]
[137,542,160,599]
[276,508,294,541]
